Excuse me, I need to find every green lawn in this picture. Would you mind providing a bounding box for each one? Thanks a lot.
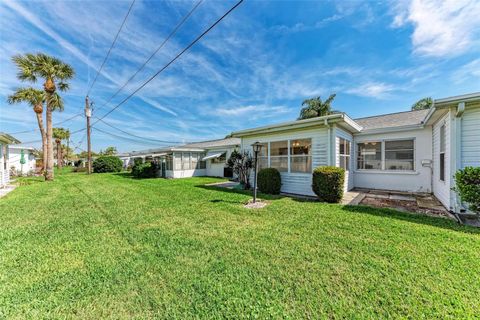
[1,171,479,318]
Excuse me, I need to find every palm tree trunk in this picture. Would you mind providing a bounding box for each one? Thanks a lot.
[57,141,63,170]
[35,111,47,173]
[45,105,54,181]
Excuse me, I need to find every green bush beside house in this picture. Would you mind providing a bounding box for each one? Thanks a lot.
[93,156,122,173]
[312,166,345,203]
[454,166,480,214]
[257,168,281,195]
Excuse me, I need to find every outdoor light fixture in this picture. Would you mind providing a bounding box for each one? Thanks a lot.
[251,142,263,203]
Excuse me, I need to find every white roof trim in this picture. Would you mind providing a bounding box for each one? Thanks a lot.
[202,151,226,161]
[231,113,362,137]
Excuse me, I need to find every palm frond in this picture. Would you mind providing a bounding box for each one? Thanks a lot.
[48,92,64,112]
[7,87,44,106]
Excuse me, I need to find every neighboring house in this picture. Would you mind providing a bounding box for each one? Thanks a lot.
[0,133,21,187]
[8,146,36,175]
[231,92,480,213]
[127,137,240,178]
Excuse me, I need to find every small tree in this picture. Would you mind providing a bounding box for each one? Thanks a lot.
[102,146,117,156]
[454,167,480,214]
[411,97,433,110]
[227,150,253,189]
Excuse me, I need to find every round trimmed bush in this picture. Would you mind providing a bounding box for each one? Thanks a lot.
[257,168,281,195]
[131,162,159,178]
[312,166,345,203]
[93,156,122,173]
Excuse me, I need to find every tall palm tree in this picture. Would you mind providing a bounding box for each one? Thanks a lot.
[53,127,69,169]
[7,87,47,173]
[12,53,75,180]
[298,94,337,120]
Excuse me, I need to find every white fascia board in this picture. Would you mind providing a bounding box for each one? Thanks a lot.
[434,92,480,106]
[231,113,361,137]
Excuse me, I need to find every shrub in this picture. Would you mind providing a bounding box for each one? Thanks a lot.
[132,162,159,179]
[227,150,253,189]
[74,159,83,167]
[257,168,281,194]
[93,156,122,173]
[312,166,345,203]
[454,166,480,213]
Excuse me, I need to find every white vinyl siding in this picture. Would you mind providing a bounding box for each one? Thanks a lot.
[242,126,329,196]
[433,113,451,209]
[461,104,480,168]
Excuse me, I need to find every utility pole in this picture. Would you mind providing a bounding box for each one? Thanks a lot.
[85,96,92,174]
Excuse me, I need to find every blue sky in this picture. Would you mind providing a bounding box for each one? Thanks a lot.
[0,0,479,153]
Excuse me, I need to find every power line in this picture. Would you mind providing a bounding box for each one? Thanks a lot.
[6,113,84,135]
[93,126,175,146]
[93,0,203,114]
[95,117,187,144]
[93,0,244,125]
[86,0,136,96]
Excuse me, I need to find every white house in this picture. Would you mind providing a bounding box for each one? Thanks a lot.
[126,137,240,178]
[8,146,37,175]
[0,133,21,187]
[231,92,480,213]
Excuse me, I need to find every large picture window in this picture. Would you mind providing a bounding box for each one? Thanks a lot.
[357,142,382,170]
[338,138,351,171]
[270,140,288,172]
[357,139,415,171]
[385,140,414,170]
[290,139,311,173]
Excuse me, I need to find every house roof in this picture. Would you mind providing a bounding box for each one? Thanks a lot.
[127,137,240,157]
[354,109,430,131]
[179,137,240,149]
[0,132,21,144]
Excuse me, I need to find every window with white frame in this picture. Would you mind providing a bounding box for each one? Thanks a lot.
[338,138,350,171]
[439,124,446,181]
[257,143,269,170]
[174,153,182,170]
[385,140,414,170]
[270,140,288,172]
[357,139,415,171]
[290,139,312,173]
[357,142,382,170]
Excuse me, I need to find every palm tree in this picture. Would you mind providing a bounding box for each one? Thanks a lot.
[12,53,75,180]
[298,94,337,120]
[411,97,433,110]
[53,127,69,169]
[7,87,47,173]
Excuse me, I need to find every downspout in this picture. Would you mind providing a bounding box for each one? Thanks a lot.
[324,118,331,166]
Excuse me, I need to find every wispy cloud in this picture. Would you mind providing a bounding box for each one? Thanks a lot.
[271,14,343,34]
[391,0,480,57]
[347,82,395,99]
[215,104,289,117]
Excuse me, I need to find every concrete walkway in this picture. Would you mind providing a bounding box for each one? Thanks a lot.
[0,185,17,198]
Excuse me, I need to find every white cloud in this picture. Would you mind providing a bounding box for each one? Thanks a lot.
[271,14,343,34]
[392,0,480,57]
[215,105,289,117]
[347,82,395,98]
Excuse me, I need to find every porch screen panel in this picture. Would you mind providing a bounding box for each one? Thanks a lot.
[257,143,268,170]
[182,152,191,170]
[174,153,182,171]
[290,139,312,173]
[270,141,288,172]
[166,154,173,170]
[191,152,198,169]
[385,140,414,170]
[357,142,381,170]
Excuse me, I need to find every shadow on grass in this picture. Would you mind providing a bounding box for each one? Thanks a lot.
[342,205,480,235]
[195,184,316,203]
[198,185,479,234]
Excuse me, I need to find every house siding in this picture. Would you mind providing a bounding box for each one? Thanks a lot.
[432,112,451,209]
[241,126,329,196]
[353,127,433,193]
[461,103,480,168]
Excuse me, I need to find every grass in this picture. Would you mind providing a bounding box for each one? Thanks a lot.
[1,171,479,318]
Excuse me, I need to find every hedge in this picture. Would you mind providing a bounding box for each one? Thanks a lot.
[454,166,480,213]
[312,166,345,203]
[257,168,281,195]
[132,162,159,179]
[93,156,122,173]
